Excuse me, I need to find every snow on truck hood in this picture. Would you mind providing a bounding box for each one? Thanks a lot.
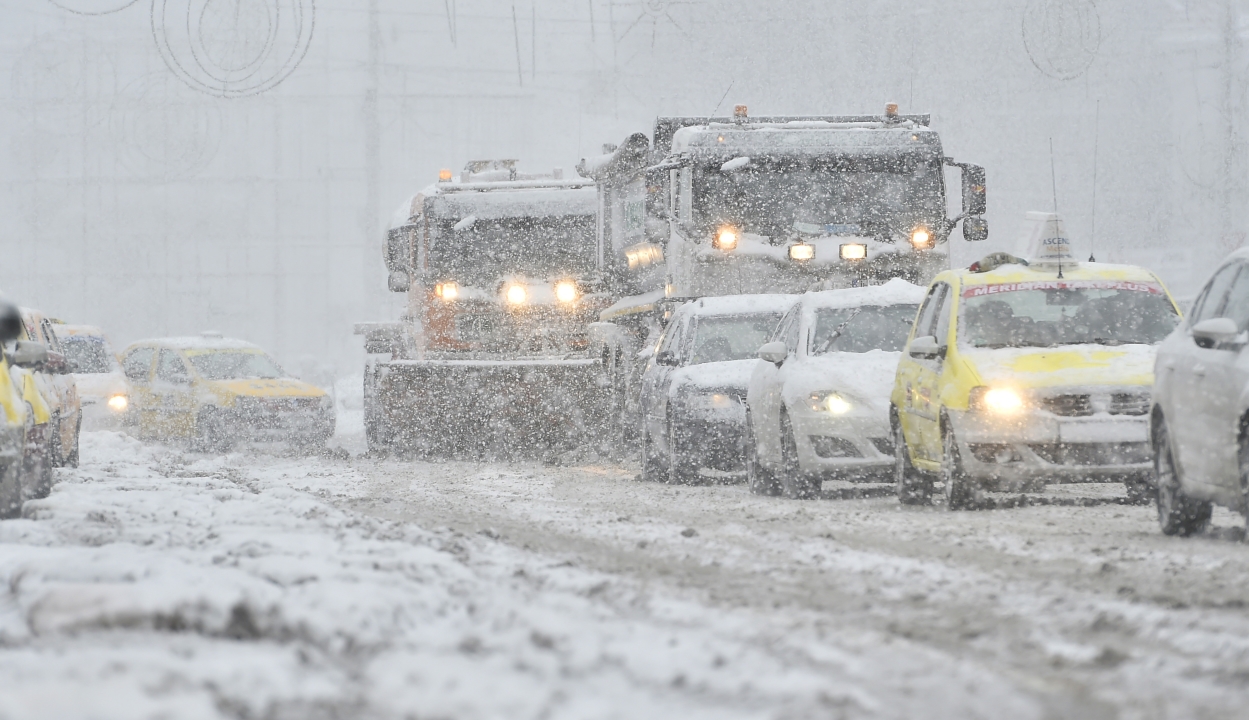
[784,351,902,412]
[961,343,1158,389]
[670,359,759,395]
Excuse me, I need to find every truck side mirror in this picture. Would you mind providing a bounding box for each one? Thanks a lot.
[963,216,989,242]
[961,165,986,217]
[387,270,410,293]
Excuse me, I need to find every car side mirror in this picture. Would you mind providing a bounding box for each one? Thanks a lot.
[655,350,679,366]
[1192,317,1242,349]
[963,216,988,242]
[44,350,70,375]
[758,341,789,366]
[909,335,945,359]
[10,340,48,369]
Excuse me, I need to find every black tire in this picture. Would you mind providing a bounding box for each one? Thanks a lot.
[66,415,80,468]
[0,458,21,519]
[746,412,781,496]
[779,412,820,500]
[640,426,664,483]
[667,418,699,485]
[49,414,65,469]
[1155,420,1212,536]
[1240,429,1249,528]
[894,417,932,505]
[942,426,976,511]
[1124,474,1154,506]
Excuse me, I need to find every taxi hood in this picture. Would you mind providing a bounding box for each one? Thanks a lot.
[210,377,326,398]
[960,343,1157,389]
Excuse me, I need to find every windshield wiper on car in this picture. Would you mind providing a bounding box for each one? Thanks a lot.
[815,308,862,354]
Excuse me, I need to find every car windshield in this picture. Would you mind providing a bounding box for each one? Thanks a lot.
[811,304,919,354]
[430,215,596,286]
[187,351,286,380]
[960,281,1180,348]
[687,313,783,364]
[692,156,944,240]
[59,336,116,374]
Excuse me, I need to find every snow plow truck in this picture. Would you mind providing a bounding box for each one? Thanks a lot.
[357,161,615,456]
[578,104,988,437]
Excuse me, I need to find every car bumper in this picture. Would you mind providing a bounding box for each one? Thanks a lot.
[792,411,894,478]
[216,406,335,443]
[949,409,1151,482]
[673,415,748,472]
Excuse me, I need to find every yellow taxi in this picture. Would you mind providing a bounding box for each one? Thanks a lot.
[20,308,81,467]
[0,301,54,517]
[890,221,1181,509]
[120,334,334,451]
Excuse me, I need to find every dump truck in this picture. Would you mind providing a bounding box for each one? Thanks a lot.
[578,105,988,437]
[357,161,615,456]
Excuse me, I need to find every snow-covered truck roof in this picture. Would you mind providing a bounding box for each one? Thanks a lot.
[669,120,943,161]
[390,175,596,230]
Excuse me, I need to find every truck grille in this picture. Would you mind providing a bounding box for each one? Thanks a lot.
[1039,394,1093,417]
[809,436,861,459]
[1109,392,1150,416]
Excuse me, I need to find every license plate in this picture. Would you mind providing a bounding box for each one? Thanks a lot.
[1058,418,1147,444]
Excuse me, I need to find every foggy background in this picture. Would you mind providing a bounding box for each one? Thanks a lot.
[0,0,1242,376]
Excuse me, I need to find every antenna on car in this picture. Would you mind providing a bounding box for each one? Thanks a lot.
[1049,138,1063,279]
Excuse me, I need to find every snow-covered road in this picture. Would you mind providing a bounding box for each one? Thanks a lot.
[2,433,1248,719]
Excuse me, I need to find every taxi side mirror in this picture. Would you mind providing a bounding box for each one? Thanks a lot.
[758,341,788,366]
[909,335,944,359]
[44,351,71,375]
[1192,317,1242,349]
[10,340,48,369]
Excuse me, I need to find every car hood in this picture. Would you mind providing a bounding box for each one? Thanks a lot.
[209,378,326,398]
[72,371,128,399]
[783,350,902,414]
[670,359,758,396]
[960,344,1157,389]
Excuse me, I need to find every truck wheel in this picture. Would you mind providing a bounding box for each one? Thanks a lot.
[942,428,976,511]
[779,412,820,500]
[894,419,932,505]
[746,413,781,496]
[1155,421,1211,536]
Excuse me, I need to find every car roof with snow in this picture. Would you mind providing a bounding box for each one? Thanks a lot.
[55,324,107,338]
[944,261,1165,290]
[802,278,927,310]
[676,294,799,318]
[126,336,264,353]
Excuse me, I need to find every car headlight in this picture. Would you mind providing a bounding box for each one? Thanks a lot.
[107,394,128,412]
[808,392,852,414]
[682,392,741,414]
[555,281,579,304]
[505,284,528,305]
[969,386,1025,415]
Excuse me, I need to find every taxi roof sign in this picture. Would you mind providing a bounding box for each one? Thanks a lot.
[1019,211,1074,265]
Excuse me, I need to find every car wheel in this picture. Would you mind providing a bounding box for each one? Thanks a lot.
[667,419,699,485]
[1155,420,1211,536]
[779,411,820,500]
[1240,430,1249,528]
[942,426,976,511]
[894,418,932,505]
[193,409,234,454]
[746,412,781,496]
[0,458,20,519]
[640,426,664,483]
[66,415,80,469]
[1123,474,1154,506]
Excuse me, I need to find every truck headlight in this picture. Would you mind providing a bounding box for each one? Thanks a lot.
[970,386,1025,415]
[107,394,128,412]
[809,392,851,414]
[436,282,459,300]
[555,281,579,303]
[713,226,739,251]
[505,284,528,305]
[910,227,934,250]
[788,243,815,261]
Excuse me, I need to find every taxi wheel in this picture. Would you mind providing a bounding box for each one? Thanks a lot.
[746,412,781,497]
[1155,421,1211,536]
[894,420,932,505]
[942,428,976,511]
[780,412,820,500]
[0,459,20,519]
[66,416,80,469]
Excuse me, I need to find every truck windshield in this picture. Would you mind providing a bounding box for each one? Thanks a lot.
[693,157,944,240]
[431,216,596,286]
[960,283,1180,348]
[188,351,286,380]
[687,313,783,364]
[811,304,918,354]
[60,336,117,374]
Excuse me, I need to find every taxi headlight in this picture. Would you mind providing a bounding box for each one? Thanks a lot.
[809,392,852,414]
[505,284,528,305]
[107,394,128,412]
[555,281,579,304]
[713,226,739,251]
[436,282,459,301]
[970,386,1025,415]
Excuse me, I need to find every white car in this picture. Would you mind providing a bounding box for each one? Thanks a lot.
[53,324,130,431]
[746,279,926,498]
[1152,247,1249,535]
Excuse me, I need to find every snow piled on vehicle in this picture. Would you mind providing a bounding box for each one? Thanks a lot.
[0,432,1051,719]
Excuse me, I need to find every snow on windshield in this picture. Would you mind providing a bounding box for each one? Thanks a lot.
[430,215,596,285]
[687,313,783,364]
[960,282,1179,348]
[59,335,116,374]
[811,304,918,354]
[186,350,285,380]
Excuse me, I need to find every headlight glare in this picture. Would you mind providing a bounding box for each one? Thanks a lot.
[971,386,1025,415]
[505,284,528,305]
[910,228,934,249]
[809,392,852,414]
[107,394,128,412]
[555,281,579,303]
[713,226,739,251]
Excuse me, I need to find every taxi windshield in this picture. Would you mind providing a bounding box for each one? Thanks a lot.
[188,351,285,380]
[687,313,783,364]
[959,281,1179,349]
[811,304,919,354]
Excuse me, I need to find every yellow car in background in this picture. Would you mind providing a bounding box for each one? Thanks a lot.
[53,324,130,431]
[20,308,81,467]
[120,334,335,451]
[891,256,1181,509]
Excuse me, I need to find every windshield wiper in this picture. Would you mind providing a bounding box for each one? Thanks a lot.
[815,309,862,354]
